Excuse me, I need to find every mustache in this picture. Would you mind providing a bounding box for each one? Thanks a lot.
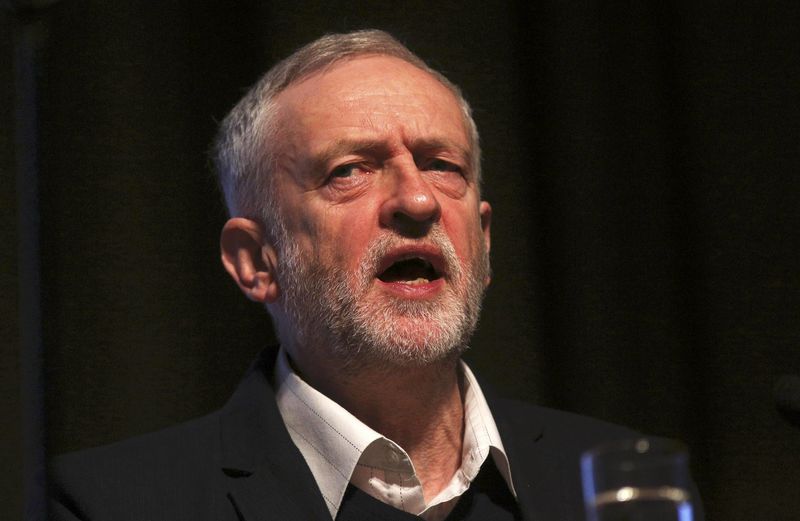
[357,226,462,281]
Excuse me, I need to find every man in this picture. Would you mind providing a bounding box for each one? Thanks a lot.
[50,30,695,520]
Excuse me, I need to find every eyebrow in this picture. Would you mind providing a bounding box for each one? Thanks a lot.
[409,137,472,168]
[311,136,472,173]
[312,138,390,172]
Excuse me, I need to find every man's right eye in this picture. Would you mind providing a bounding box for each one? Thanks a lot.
[329,163,374,181]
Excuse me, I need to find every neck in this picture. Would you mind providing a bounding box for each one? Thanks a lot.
[289,346,465,502]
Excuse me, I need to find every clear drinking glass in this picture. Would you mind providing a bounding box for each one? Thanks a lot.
[581,438,696,521]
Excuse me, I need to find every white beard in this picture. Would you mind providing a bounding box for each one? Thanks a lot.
[275,225,489,371]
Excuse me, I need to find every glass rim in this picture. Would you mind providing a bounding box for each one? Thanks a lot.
[581,437,688,462]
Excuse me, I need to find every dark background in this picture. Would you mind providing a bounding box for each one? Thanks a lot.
[2,1,799,519]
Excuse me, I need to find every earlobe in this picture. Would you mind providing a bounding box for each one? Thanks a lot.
[220,218,280,303]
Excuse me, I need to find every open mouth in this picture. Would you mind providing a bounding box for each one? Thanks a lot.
[378,257,441,285]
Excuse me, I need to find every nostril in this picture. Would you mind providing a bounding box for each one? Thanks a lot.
[390,212,435,238]
[393,209,432,221]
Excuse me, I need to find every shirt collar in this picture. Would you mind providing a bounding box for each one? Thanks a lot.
[459,361,517,496]
[274,348,516,519]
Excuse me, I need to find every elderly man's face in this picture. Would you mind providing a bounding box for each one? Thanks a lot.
[269,55,491,367]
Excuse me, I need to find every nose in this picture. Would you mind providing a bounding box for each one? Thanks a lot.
[379,160,441,236]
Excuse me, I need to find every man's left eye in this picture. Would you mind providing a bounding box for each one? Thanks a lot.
[330,164,358,178]
[424,159,462,174]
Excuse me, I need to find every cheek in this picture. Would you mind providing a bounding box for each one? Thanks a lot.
[290,214,322,257]
[441,204,485,260]
[310,208,375,271]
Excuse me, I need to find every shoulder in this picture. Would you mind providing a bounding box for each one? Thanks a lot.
[498,398,635,435]
[494,397,638,446]
[49,412,224,520]
[490,397,641,474]
[48,350,287,520]
[491,399,706,521]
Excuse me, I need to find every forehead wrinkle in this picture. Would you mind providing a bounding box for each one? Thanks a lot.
[272,55,473,179]
[338,81,445,118]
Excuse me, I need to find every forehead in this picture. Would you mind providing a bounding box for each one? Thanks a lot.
[272,55,469,150]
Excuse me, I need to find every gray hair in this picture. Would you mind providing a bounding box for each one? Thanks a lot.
[212,29,481,243]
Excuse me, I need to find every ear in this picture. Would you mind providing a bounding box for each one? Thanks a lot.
[479,201,492,286]
[479,200,492,255]
[220,218,280,303]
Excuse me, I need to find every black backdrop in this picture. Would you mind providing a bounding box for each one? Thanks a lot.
[2,1,799,519]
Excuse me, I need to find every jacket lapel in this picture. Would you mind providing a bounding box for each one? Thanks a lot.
[218,347,331,520]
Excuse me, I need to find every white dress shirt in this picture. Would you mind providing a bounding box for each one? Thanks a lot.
[274,348,517,520]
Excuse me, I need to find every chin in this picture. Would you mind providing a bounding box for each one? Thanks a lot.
[335,301,475,368]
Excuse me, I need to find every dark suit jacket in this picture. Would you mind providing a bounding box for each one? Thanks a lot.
[49,347,695,520]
